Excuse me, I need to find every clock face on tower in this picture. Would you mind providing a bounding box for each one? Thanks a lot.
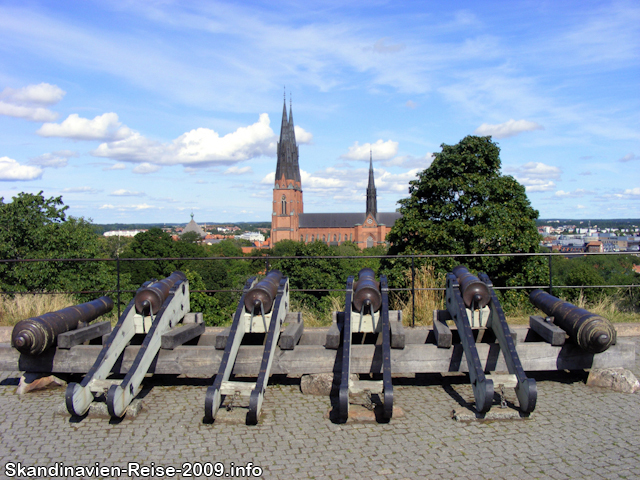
[367,218,373,224]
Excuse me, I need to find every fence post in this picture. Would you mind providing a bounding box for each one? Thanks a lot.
[411,256,415,327]
[265,254,270,274]
[548,254,553,296]
[116,255,121,318]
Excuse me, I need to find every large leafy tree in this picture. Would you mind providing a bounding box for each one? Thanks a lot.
[385,136,545,291]
[0,192,120,298]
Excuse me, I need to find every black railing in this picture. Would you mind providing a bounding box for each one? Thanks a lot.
[1,251,638,326]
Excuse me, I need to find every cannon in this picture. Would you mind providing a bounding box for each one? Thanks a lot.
[243,270,283,314]
[66,272,197,418]
[352,267,382,313]
[452,265,491,309]
[135,271,186,315]
[12,297,113,356]
[529,290,616,354]
[442,266,536,414]
[205,271,293,424]
[332,268,404,423]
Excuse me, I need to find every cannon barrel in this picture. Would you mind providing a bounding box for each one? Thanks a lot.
[244,270,283,314]
[12,296,114,355]
[452,265,491,309]
[134,271,187,315]
[529,289,616,353]
[352,268,382,313]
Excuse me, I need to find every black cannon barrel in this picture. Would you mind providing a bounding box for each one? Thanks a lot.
[12,296,114,355]
[529,289,616,354]
[134,271,187,315]
[452,265,491,309]
[244,270,283,314]
[352,267,382,313]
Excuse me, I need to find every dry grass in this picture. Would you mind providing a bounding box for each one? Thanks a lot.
[0,293,77,327]
[392,264,446,327]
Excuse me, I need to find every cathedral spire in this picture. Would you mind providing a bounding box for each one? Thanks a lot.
[274,95,301,185]
[366,150,377,219]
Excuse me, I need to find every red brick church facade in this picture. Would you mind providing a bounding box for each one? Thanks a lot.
[270,100,400,248]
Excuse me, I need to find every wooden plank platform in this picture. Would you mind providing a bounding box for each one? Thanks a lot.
[0,328,634,377]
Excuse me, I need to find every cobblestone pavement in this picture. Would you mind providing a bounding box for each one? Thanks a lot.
[0,339,638,480]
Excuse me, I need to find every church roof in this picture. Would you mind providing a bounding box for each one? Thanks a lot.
[299,212,401,228]
[275,97,301,184]
[182,214,206,238]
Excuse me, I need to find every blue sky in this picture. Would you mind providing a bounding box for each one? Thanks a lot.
[0,1,638,224]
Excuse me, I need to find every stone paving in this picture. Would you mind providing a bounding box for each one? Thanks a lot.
[0,339,638,480]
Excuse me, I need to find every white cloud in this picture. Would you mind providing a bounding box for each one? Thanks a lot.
[367,38,406,54]
[623,187,640,197]
[0,83,65,105]
[92,113,276,167]
[62,186,100,193]
[132,163,161,174]
[405,100,417,109]
[509,161,562,192]
[474,119,544,139]
[99,203,155,211]
[294,125,313,144]
[103,163,127,171]
[382,153,433,168]
[37,113,133,141]
[0,83,65,122]
[110,189,144,196]
[577,204,587,209]
[554,189,593,198]
[619,153,637,163]
[29,150,78,168]
[341,139,399,161]
[224,166,252,175]
[0,102,59,122]
[0,156,43,181]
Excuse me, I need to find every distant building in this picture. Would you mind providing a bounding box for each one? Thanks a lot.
[237,232,265,242]
[104,229,147,237]
[270,98,401,248]
[181,213,206,239]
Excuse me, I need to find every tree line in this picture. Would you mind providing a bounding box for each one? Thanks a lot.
[2,137,638,325]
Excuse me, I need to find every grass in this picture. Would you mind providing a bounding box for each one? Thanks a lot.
[0,293,119,327]
[392,264,446,327]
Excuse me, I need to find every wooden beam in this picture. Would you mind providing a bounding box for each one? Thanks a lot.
[0,338,634,377]
[529,315,567,346]
[57,321,111,349]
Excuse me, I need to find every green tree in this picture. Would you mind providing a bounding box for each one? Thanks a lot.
[384,136,546,294]
[0,191,123,300]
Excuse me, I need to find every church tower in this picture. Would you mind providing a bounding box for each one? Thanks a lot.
[366,150,377,219]
[271,97,303,243]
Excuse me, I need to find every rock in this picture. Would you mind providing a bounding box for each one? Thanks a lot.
[300,373,358,396]
[16,373,66,395]
[587,368,640,394]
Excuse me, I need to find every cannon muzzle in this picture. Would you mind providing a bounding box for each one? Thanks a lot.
[352,268,382,313]
[12,296,114,355]
[529,289,616,353]
[134,271,187,315]
[244,270,283,314]
[452,265,491,309]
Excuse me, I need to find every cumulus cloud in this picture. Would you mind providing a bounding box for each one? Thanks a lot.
[619,153,637,162]
[37,113,133,141]
[92,113,277,167]
[294,125,313,144]
[103,163,127,171]
[0,83,65,122]
[341,139,399,161]
[29,150,78,168]
[474,119,544,139]
[0,156,43,181]
[99,203,155,211]
[509,161,562,192]
[110,189,145,196]
[382,153,434,168]
[132,163,161,174]
[1,83,65,105]
[224,166,252,175]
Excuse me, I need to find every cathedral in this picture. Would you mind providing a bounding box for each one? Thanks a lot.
[270,99,401,248]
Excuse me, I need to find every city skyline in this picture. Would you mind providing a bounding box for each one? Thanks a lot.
[0,1,638,223]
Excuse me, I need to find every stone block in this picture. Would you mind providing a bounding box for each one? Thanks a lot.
[16,373,66,395]
[586,368,640,393]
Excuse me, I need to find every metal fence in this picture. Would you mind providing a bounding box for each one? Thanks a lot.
[1,251,638,326]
